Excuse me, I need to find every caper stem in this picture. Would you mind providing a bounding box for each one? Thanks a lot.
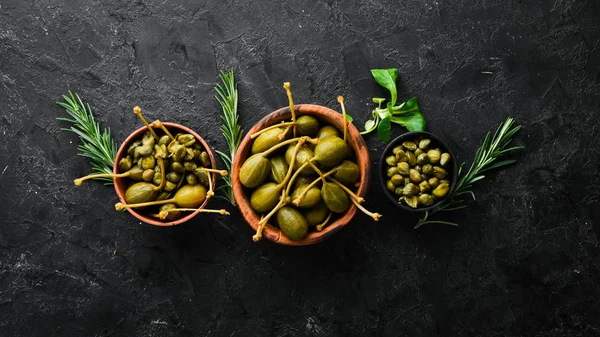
[158,208,229,219]
[327,177,364,203]
[276,140,305,191]
[254,190,287,242]
[154,157,166,191]
[350,197,382,221]
[115,198,174,210]
[150,120,175,141]
[316,212,333,232]
[292,168,337,206]
[195,168,229,176]
[205,168,214,198]
[250,121,295,139]
[133,106,159,141]
[337,96,348,143]
[284,162,309,196]
[74,171,130,186]
[283,82,297,138]
[261,136,312,157]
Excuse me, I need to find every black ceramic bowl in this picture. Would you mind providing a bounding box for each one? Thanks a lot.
[379,131,458,212]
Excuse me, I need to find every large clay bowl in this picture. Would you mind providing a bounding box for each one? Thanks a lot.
[113,122,217,226]
[232,104,370,245]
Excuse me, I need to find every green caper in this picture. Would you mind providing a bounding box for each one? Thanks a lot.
[428,177,439,188]
[119,156,133,172]
[285,144,314,176]
[427,149,441,164]
[394,187,403,196]
[321,183,349,213]
[239,153,271,188]
[277,207,308,241]
[440,153,451,167]
[432,183,449,198]
[291,184,322,208]
[177,134,196,147]
[124,182,158,204]
[164,180,177,192]
[406,151,417,167]
[415,148,424,157]
[395,149,408,163]
[415,165,422,173]
[158,135,171,146]
[194,170,209,187]
[385,155,397,166]
[196,151,208,167]
[166,171,182,183]
[397,162,410,176]
[333,160,360,185]
[316,125,340,140]
[403,183,418,197]
[127,140,141,157]
[419,194,434,206]
[250,183,281,213]
[134,144,152,161]
[402,141,417,151]
[417,153,429,165]
[171,161,185,174]
[387,166,399,178]
[184,148,195,161]
[433,166,447,179]
[140,156,155,170]
[391,174,404,185]
[313,136,347,168]
[387,180,395,192]
[440,179,451,186]
[419,180,431,193]
[418,138,431,150]
[303,202,329,226]
[392,145,403,155]
[141,131,155,146]
[159,203,181,220]
[409,169,422,184]
[192,149,202,160]
[184,161,197,172]
[404,195,418,208]
[169,143,187,162]
[142,169,154,182]
[295,115,320,136]
[186,173,198,185]
[422,164,433,176]
[153,172,162,185]
[252,128,285,154]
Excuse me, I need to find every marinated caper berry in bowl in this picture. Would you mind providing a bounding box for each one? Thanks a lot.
[379,131,457,212]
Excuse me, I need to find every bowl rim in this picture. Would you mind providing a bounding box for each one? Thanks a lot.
[113,122,217,226]
[378,131,458,212]
[232,104,371,246]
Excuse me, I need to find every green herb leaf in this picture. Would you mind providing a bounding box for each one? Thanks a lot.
[377,115,391,142]
[344,114,353,122]
[371,69,398,105]
[364,119,375,131]
[389,111,426,132]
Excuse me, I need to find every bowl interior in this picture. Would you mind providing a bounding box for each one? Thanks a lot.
[232,104,370,246]
[379,131,458,212]
[113,122,217,226]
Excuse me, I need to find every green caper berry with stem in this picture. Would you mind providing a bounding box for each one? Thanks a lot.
[406,151,417,167]
[415,148,424,157]
[422,164,433,176]
[395,149,408,162]
[403,183,418,197]
[397,162,410,175]
[405,195,419,208]
[119,156,133,172]
[199,151,210,167]
[440,153,451,167]
[419,180,431,193]
[402,141,417,151]
[409,169,422,184]
[432,183,449,198]
[387,167,399,178]
[392,146,403,155]
[194,170,209,187]
[417,153,429,165]
[428,177,439,188]
[419,194,434,206]
[386,155,397,166]
[387,180,395,192]
[418,139,431,150]
[433,166,447,179]
[391,174,404,185]
[427,149,441,164]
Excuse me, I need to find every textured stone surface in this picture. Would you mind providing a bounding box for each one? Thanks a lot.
[1,0,600,336]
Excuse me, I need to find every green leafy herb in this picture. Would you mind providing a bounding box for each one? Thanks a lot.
[215,70,243,205]
[360,68,426,141]
[56,91,118,184]
[415,117,523,229]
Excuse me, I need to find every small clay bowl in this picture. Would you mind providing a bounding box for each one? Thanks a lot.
[113,122,217,226]
[232,104,370,246]
[379,131,458,212]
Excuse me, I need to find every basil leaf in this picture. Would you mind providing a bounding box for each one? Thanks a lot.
[391,97,419,115]
[389,111,426,132]
[371,69,398,105]
[377,115,391,142]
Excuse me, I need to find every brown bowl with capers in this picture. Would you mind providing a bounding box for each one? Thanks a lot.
[379,131,457,212]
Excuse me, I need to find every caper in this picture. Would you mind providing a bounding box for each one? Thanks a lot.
[440,153,451,167]
[415,165,421,173]
[313,136,347,168]
[177,134,196,147]
[295,115,320,136]
[397,162,410,175]
[404,195,418,208]
[119,156,133,172]
[142,169,154,182]
[184,161,197,172]
[403,183,418,197]
[418,138,431,150]
[124,182,158,204]
[428,177,439,188]
[387,180,395,192]
[166,171,182,183]
[277,207,308,241]
[432,183,449,198]
[427,149,441,164]
[419,194,434,206]
[402,141,417,151]
[440,179,451,186]
[391,174,404,185]
[134,144,152,161]
[192,149,202,160]
[417,153,429,165]
[171,161,185,174]
[158,135,171,146]
[385,155,397,166]
[422,164,433,176]
[406,151,417,167]
[316,125,340,140]
[392,145,403,155]
[414,148,424,157]
[409,169,422,184]
[153,172,162,185]
[164,180,177,192]
[333,160,360,185]
[433,166,447,179]
[291,184,321,208]
[140,156,155,170]
[252,128,284,154]
[303,202,329,226]
[394,187,403,196]
[285,144,314,176]
[194,170,210,187]
[419,180,431,193]
[184,148,195,161]
[127,140,142,157]
[186,173,197,185]
[322,183,349,213]
[159,203,181,220]
[199,151,210,168]
[395,149,408,163]
[387,167,399,178]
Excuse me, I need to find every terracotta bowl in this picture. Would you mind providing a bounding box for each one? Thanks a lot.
[113,122,217,226]
[232,104,370,246]
[379,131,458,212]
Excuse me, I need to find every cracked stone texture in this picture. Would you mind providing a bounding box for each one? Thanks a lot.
[1,0,599,336]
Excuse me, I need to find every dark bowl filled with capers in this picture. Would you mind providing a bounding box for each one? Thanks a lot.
[379,132,457,212]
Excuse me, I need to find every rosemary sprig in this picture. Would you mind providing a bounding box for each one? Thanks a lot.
[415,117,523,228]
[56,91,118,184]
[214,70,243,205]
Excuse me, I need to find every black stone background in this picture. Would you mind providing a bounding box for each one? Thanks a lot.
[1,0,599,336]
